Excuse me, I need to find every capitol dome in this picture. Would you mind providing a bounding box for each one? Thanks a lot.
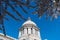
[19,17,41,40]
[22,17,36,26]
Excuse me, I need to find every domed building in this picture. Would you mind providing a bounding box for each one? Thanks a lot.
[18,17,41,40]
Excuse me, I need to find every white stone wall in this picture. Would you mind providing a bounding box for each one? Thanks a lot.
[19,34,41,40]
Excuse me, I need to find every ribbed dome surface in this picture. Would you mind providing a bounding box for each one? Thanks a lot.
[23,17,36,26]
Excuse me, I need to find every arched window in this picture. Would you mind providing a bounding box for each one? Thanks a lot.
[31,28,33,34]
[34,39,36,40]
[27,28,28,34]
[23,28,24,34]
[23,39,25,40]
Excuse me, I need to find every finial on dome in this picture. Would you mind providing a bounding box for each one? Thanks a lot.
[22,17,37,26]
[28,17,31,20]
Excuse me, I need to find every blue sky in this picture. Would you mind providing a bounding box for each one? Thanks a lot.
[1,1,60,40]
[4,7,60,40]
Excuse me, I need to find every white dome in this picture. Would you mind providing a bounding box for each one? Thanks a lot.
[23,17,36,26]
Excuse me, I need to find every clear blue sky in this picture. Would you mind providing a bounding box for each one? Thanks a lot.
[1,1,60,40]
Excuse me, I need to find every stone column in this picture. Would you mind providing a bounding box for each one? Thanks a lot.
[24,28,27,34]
[19,31,21,38]
[38,31,40,38]
[28,28,31,34]
[36,30,38,35]
[33,28,35,35]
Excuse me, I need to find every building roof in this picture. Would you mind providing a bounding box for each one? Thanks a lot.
[22,17,36,26]
[0,33,17,40]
